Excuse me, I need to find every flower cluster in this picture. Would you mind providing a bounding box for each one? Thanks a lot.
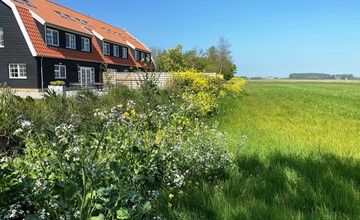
[2,100,233,219]
[171,70,245,116]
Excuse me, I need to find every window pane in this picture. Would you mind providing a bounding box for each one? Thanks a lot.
[66,33,76,49]
[55,65,66,78]
[103,43,110,55]
[86,39,90,51]
[122,48,127,58]
[9,64,26,78]
[60,66,66,78]
[81,38,84,50]
[113,45,119,57]
[66,34,69,47]
[71,35,76,48]
[82,38,90,51]
[47,29,59,46]
[0,27,4,47]
[46,32,52,45]
[53,31,58,45]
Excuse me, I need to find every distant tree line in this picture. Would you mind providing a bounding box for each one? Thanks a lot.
[289,73,356,80]
[151,37,237,80]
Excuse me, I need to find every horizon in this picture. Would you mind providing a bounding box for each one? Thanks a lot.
[52,0,360,78]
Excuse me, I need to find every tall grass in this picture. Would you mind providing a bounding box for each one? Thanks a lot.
[217,82,360,157]
[171,82,360,219]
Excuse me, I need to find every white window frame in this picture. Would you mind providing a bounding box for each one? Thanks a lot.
[122,47,128,59]
[54,64,67,79]
[81,37,90,52]
[46,28,59,46]
[78,66,95,86]
[103,42,110,55]
[65,33,76,49]
[9,63,27,79]
[135,50,139,61]
[0,27,4,47]
[113,45,119,57]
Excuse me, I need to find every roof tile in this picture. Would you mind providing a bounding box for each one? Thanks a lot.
[14,0,152,68]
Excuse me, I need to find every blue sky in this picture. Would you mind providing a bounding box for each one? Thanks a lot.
[54,0,360,77]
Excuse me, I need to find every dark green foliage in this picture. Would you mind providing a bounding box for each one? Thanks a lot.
[152,37,237,79]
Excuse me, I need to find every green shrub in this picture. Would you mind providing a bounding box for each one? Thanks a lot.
[0,100,233,219]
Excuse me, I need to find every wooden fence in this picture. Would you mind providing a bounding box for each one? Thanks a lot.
[102,72,217,89]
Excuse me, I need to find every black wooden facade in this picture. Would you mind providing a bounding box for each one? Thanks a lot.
[0,1,38,88]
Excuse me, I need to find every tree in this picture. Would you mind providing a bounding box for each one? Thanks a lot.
[217,37,236,80]
[154,44,185,72]
[205,46,219,73]
[151,37,237,79]
[183,48,207,72]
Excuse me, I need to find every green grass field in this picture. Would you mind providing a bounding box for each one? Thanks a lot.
[219,82,360,157]
[173,82,360,219]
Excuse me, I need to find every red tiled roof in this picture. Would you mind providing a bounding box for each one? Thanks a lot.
[12,0,153,68]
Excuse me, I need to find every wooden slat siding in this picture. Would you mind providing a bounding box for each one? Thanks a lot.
[0,1,38,88]
[102,72,216,89]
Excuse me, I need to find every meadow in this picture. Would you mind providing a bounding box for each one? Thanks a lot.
[2,80,360,219]
[173,82,360,219]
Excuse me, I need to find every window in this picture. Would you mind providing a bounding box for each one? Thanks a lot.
[141,52,145,61]
[135,50,139,61]
[76,18,92,27]
[55,11,76,21]
[54,64,66,79]
[78,66,95,85]
[81,37,90,51]
[0,27,3,47]
[146,54,151,62]
[113,45,119,57]
[9,64,27,79]
[122,47,128,59]
[46,28,59,46]
[65,33,76,49]
[107,68,117,73]
[103,42,110,55]
[22,0,36,8]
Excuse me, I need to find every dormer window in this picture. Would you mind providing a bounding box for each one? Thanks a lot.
[122,47,128,59]
[141,52,145,61]
[113,45,119,57]
[46,28,59,46]
[135,50,139,61]
[81,37,90,52]
[0,28,4,47]
[103,42,110,55]
[65,33,76,49]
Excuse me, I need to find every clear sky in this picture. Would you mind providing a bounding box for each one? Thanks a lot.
[54,0,360,78]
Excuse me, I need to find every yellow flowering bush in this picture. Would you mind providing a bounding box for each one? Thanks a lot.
[171,70,245,117]
[223,77,246,96]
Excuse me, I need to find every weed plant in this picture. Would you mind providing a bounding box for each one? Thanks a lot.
[0,73,243,219]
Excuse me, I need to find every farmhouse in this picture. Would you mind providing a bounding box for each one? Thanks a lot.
[0,0,154,91]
